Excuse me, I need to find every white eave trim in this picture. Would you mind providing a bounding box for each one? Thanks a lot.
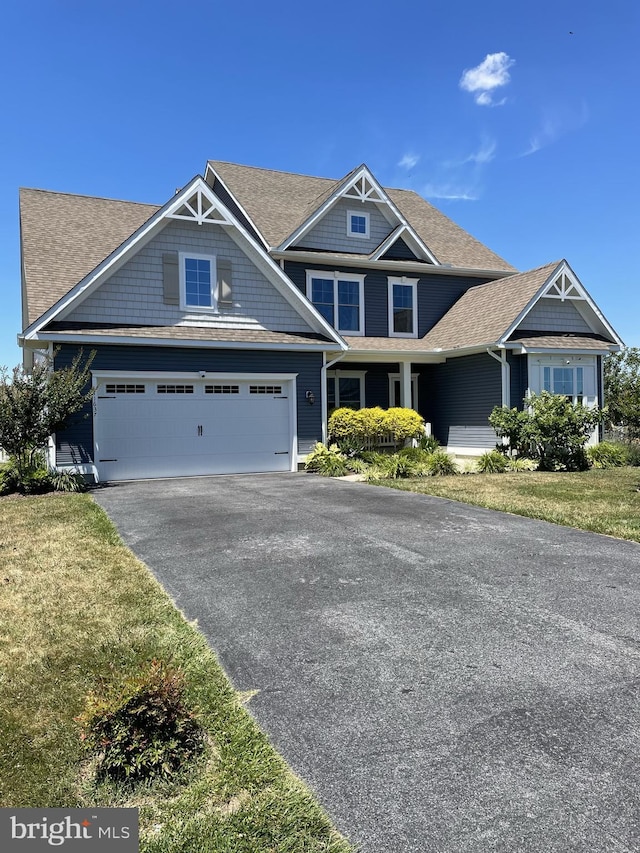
[24,331,339,352]
[499,260,625,347]
[23,176,346,350]
[507,343,621,356]
[272,249,512,279]
[369,224,438,265]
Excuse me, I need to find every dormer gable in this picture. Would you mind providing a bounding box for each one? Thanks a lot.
[278,164,440,263]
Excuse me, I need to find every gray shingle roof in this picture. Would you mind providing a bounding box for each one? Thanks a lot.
[208,161,516,272]
[421,262,563,351]
[20,188,159,327]
[44,323,333,346]
[508,333,617,351]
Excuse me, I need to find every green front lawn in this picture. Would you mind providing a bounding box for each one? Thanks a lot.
[373,467,640,542]
[0,493,352,852]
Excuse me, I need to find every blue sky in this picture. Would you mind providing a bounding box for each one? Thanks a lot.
[1,0,638,369]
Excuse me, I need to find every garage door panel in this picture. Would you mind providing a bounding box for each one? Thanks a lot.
[94,378,294,480]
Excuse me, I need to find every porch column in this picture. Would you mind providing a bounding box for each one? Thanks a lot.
[400,360,412,409]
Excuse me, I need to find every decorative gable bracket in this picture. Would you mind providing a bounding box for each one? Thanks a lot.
[167,186,233,226]
[542,269,585,301]
[342,172,387,205]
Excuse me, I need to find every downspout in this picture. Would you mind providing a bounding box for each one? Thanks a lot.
[486,347,510,408]
[321,351,346,443]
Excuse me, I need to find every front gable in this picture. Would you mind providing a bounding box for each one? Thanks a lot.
[504,261,622,347]
[63,219,316,335]
[22,177,345,349]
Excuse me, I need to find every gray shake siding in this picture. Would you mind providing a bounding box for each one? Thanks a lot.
[67,220,311,334]
[515,298,592,333]
[427,354,501,448]
[284,261,493,337]
[298,198,392,254]
[53,345,323,466]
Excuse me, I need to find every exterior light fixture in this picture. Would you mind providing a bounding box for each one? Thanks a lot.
[305,390,315,405]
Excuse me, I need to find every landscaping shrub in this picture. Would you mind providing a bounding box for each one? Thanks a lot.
[623,442,640,466]
[77,659,204,785]
[587,441,627,469]
[476,450,509,473]
[328,406,424,447]
[505,457,538,472]
[418,434,440,453]
[489,392,601,472]
[424,450,458,477]
[304,442,349,477]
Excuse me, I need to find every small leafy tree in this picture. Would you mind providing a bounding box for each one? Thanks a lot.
[0,350,95,481]
[489,391,601,472]
[604,348,640,440]
[524,392,600,471]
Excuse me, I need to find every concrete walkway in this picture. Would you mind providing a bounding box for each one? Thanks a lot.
[94,474,640,852]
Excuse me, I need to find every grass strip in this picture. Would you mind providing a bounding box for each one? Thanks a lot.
[371,467,640,542]
[0,493,353,852]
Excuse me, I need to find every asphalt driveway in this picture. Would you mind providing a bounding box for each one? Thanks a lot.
[94,474,640,852]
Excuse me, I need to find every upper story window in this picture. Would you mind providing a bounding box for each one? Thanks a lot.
[388,277,418,338]
[179,252,217,311]
[306,270,365,335]
[347,210,370,239]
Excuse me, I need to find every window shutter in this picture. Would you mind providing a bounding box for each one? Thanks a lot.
[162,253,179,305]
[217,259,233,307]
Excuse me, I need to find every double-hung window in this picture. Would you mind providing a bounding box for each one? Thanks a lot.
[179,252,217,311]
[306,270,365,335]
[388,277,418,337]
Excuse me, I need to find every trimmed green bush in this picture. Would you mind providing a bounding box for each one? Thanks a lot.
[76,659,204,785]
[476,450,509,473]
[304,442,349,477]
[328,406,424,447]
[587,441,626,469]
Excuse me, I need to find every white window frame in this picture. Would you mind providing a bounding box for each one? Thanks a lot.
[388,277,418,338]
[347,209,370,239]
[388,373,419,410]
[179,252,217,312]
[306,270,365,336]
[528,356,598,408]
[327,370,366,409]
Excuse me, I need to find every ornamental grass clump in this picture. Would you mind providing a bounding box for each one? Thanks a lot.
[77,659,205,786]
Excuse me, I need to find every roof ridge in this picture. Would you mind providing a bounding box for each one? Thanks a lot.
[19,187,160,208]
[208,160,337,183]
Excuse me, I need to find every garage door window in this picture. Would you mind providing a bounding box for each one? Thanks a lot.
[105,383,145,394]
[157,384,194,394]
[250,385,283,395]
[205,384,240,394]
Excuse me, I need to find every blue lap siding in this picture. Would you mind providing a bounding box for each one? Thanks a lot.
[53,344,324,466]
[284,260,494,338]
[426,353,502,447]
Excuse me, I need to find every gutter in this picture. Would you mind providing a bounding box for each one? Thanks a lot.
[271,250,515,280]
[486,347,510,408]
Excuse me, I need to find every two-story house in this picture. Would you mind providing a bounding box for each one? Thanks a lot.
[18,161,623,481]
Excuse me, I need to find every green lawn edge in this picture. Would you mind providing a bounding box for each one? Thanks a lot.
[0,493,354,853]
[368,467,640,543]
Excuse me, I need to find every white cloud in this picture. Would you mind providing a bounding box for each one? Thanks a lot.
[520,101,589,157]
[398,153,420,169]
[460,52,515,106]
[463,138,497,165]
[422,182,478,201]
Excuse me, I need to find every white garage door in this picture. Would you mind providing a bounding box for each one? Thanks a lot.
[93,375,295,481]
